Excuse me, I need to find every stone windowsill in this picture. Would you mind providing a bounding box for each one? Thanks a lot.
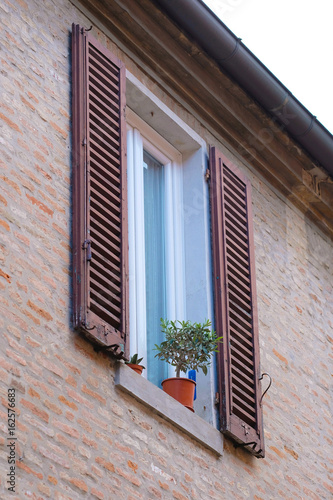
[115,363,223,456]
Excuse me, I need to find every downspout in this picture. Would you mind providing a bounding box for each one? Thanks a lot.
[154,0,333,176]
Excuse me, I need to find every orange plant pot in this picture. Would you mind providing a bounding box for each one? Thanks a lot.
[127,364,144,375]
[161,377,196,412]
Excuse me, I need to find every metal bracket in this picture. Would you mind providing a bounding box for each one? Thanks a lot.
[234,440,263,457]
[259,372,272,406]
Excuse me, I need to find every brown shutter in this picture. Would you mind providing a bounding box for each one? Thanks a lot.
[210,146,264,458]
[72,24,128,358]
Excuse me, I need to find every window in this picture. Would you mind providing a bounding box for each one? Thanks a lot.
[71,24,264,457]
[126,110,185,387]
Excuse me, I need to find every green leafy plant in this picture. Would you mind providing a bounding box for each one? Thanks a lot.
[154,319,222,377]
[125,354,145,369]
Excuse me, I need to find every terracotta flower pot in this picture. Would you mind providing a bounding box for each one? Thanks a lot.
[126,363,144,375]
[161,377,196,412]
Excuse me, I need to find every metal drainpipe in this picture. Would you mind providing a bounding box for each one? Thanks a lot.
[154,0,333,176]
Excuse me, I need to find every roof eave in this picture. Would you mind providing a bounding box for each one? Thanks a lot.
[154,0,333,177]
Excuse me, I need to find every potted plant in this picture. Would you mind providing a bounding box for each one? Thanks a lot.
[154,319,221,411]
[125,354,145,375]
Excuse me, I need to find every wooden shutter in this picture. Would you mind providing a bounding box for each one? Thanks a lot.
[72,24,128,358]
[209,147,264,458]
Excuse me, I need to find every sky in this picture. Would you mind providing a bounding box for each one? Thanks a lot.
[202,0,333,135]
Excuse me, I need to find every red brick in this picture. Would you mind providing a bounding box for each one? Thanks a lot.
[50,121,68,139]
[0,111,22,133]
[36,356,62,378]
[20,94,36,111]
[5,333,30,356]
[91,487,104,499]
[323,482,333,495]
[95,456,115,473]
[115,442,134,456]
[47,475,58,485]
[68,477,88,493]
[58,395,78,410]
[77,418,92,433]
[16,461,43,479]
[172,490,188,500]
[55,432,76,451]
[44,399,62,415]
[25,336,41,348]
[149,486,162,499]
[0,194,7,206]
[0,219,10,231]
[81,384,106,405]
[6,348,27,366]
[27,300,53,321]
[52,222,68,239]
[66,411,75,422]
[53,419,80,439]
[65,375,77,387]
[14,231,30,246]
[0,269,11,283]
[115,467,141,487]
[66,388,94,410]
[0,175,22,194]
[42,135,53,148]
[26,193,53,215]
[81,409,108,430]
[28,388,41,399]
[82,434,98,449]
[0,356,22,377]
[25,375,54,397]
[272,348,288,366]
[21,399,49,422]
[22,308,40,325]
[284,445,298,460]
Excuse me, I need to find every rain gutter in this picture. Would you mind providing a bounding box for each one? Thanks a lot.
[154,0,333,176]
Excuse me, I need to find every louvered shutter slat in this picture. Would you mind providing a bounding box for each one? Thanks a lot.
[72,24,128,357]
[230,334,254,359]
[210,146,264,458]
[90,178,122,214]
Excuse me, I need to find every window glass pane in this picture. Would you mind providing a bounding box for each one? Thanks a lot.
[143,150,168,386]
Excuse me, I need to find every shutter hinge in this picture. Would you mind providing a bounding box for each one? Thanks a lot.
[82,137,87,146]
[82,239,92,261]
[205,168,210,182]
[214,392,220,406]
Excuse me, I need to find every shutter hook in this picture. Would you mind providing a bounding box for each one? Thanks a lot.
[259,372,272,405]
[84,26,93,32]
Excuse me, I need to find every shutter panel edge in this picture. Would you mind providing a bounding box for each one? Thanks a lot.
[209,146,264,458]
[72,24,129,359]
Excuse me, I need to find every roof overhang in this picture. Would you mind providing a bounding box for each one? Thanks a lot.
[155,0,333,179]
[74,0,333,236]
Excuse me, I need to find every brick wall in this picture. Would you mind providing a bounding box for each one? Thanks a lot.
[0,0,332,498]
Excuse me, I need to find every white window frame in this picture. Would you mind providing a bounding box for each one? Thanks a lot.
[126,108,185,379]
